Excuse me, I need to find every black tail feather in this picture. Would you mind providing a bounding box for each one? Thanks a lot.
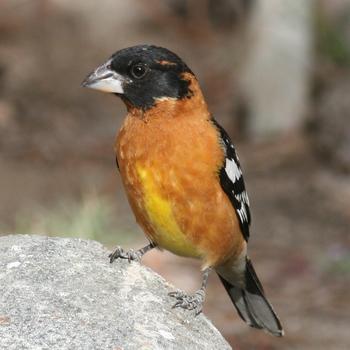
[218,258,284,337]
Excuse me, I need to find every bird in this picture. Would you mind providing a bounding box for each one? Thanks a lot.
[82,44,283,337]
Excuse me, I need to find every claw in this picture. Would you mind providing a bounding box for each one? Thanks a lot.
[169,289,205,315]
[168,291,185,299]
[195,307,202,316]
[109,246,142,263]
[172,300,183,309]
[109,247,127,263]
[109,243,155,264]
[126,249,142,262]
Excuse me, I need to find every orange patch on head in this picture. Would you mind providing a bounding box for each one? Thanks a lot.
[157,60,177,66]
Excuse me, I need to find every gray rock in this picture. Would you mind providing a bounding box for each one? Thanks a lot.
[0,235,231,350]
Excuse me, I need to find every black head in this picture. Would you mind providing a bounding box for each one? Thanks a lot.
[82,45,194,110]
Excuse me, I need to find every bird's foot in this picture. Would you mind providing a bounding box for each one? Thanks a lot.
[168,289,205,315]
[109,246,143,263]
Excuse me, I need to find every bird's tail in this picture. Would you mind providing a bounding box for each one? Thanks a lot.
[218,258,284,337]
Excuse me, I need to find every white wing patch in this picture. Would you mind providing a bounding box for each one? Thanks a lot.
[225,158,242,182]
[236,191,250,223]
[237,201,249,222]
[225,158,250,224]
[212,117,251,241]
[236,191,250,206]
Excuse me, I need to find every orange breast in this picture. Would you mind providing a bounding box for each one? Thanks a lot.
[115,107,245,267]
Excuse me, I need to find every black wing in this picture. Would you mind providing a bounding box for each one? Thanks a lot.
[211,118,251,241]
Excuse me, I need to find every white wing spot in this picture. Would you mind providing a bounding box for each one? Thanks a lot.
[236,191,250,206]
[235,191,250,223]
[237,205,248,222]
[225,158,242,182]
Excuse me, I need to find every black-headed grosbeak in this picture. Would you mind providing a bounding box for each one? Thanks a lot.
[82,45,283,337]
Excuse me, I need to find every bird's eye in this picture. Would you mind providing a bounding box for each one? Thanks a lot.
[130,63,148,79]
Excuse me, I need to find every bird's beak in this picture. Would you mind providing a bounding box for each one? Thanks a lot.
[81,60,125,94]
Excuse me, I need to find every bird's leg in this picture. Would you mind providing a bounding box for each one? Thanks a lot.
[169,267,212,315]
[109,242,156,263]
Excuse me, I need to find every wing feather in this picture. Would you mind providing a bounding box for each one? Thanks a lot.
[211,118,251,241]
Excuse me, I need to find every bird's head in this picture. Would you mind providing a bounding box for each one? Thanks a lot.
[82,45,207,115]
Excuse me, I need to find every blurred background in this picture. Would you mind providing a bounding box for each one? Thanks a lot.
[0,0,349,349]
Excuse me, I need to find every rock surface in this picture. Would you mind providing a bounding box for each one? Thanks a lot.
[0,235,231,350]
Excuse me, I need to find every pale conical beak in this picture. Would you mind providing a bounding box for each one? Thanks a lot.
[81,60,125,94]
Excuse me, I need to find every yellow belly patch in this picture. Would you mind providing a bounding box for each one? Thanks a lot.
[136,165,201,258]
